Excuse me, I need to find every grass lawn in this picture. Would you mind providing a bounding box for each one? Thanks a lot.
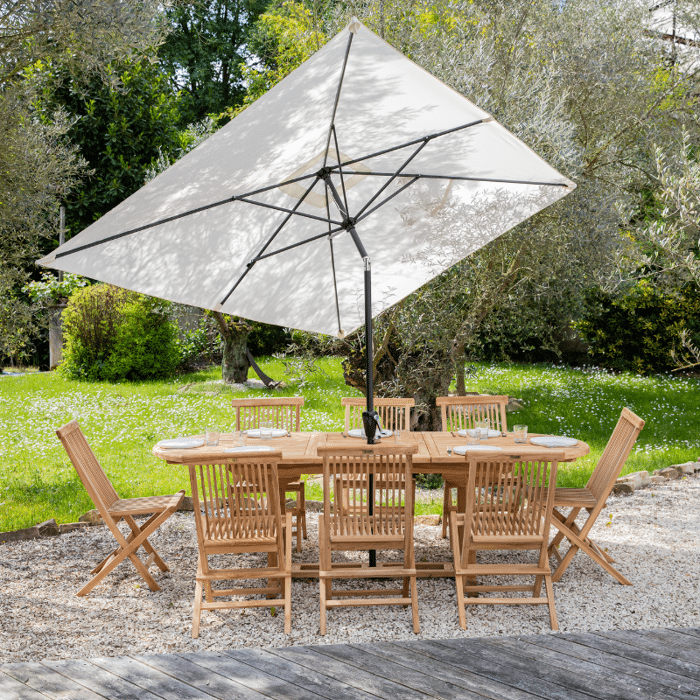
[1,358,697,532]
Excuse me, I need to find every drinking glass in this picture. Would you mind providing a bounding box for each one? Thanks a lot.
[513,424,528,444]
[233,430,245,447]
[260,421,273,440]
[466,430,480,446]
[205,428,220,446]
[476,419,489,441]
[394,430,402,444]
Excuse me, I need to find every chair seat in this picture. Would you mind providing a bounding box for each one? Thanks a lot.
[552,487,597,508]
[108,493,183,517]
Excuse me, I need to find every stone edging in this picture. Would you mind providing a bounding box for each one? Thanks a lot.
[613,461,700,494]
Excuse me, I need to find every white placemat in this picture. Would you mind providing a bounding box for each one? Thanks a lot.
[156,438,204,449]
[530,436,578,448]
[244,428,288,439]
[223,445,276,453]
[457,428,501,438]
[452,445,503,455]
[348,428,394,439]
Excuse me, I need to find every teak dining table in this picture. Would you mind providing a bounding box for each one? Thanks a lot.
[153,431,590,578]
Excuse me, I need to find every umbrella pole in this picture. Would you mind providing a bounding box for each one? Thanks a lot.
[363,257,377,568]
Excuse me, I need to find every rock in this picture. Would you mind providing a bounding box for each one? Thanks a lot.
[59,522,90,534]
[650,475,666,484]
[505,398,524,412]
[79,509,104,525]
[671,462,695,476]
[0,526,40,543]
[613,481,635,494]
[37,519,59,537]
[305,500,324,512]
[654,467,681,480]
[616,471,650,491]
[178,497,195,512]
[415,515,441,526]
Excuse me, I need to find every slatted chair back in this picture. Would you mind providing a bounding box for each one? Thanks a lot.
[341,397,415,433]
[320,444,418,545]
[437,395,509,433]
[56,420,119,515]
[189,454,283,549]
[460,453,559,566]
[231,397,304,432]
[586,407,645,503]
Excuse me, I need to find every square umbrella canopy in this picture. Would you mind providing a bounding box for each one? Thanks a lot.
[39,17,575,433]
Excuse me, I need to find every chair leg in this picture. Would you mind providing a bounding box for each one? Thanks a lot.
[192,557,204,639]
[124,515,169,571]
[318,517,328,636]
[545,575,558,631]
[284,512,292,634]
[455,574,467,630]
[441,484,452,538]
[410,575,420,634]
[533,575,544,598]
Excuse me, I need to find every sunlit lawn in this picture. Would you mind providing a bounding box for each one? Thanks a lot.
[1,358,697,532]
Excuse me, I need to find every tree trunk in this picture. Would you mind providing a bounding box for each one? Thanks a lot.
[212,311,251,384]
[453,342,466,396]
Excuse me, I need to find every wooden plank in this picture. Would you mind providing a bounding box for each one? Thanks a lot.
[594,630,700,666]
[1,662,104,700]
[489,636,697,699]
[671,628,700,639]
[40,658,165,700]
[179,651,327,700]
[399,639,602,700]
[0,670,53,700]
[637,629,700,659]
[269,646,435,700]
[315,642,487,699]
[358,642,542,700]
[223,649,377,700]
[129,654,270,700]
[91,655,220,700]
[531,632,700,686]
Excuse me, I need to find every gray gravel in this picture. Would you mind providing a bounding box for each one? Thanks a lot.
[1,475,698,661]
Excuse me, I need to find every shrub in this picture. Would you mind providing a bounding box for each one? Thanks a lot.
[248,321,290,356]
[574,280,700,374]
[60,284,179,381]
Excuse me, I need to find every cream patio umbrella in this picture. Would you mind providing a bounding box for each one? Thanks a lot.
[39,18,575,442]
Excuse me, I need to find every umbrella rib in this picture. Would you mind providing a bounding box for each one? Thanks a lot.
[218,175,322,306]
[253,226,346,262]
[322,30,354,169]
[338,171,572,188]
[326,118,487,171]
[236,196,343,225]
[325,184,344,336]
[53,171,320,260]
[331,124,350,214]
[355,176,420,224]
[354,139,428,220]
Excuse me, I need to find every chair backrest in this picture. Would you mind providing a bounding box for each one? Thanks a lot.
[231,397,304,432]
[341,397,415,433]
[586,407,645,502]
[56,420,119,515]
[189,452,284,546]
[461,452,560,564]
[318,444,419,542]
[436,395,509,433]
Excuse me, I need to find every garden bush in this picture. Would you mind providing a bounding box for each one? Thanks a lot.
[60,284,179,380]
[574,280,700,374]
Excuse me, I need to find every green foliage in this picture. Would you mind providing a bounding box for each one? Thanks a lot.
[248,322,290,356]
[50,57,186,235]
[159,0,270,125]
[60,284,179,381]
[23,272,89,305]
[575,281,700,374]
[176,322,213,371]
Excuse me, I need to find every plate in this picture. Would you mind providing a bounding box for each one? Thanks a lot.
[245,428,288,439]
[348,428,394,439]
[530,436,578,448]
[458,428,501,438]
[156,438,204,450]
[224,445,276,453]
[452,445,503,455]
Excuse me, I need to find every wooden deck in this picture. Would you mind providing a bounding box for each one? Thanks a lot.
[1,627,699,699]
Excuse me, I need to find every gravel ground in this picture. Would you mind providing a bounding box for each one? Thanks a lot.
[1,476,699,662]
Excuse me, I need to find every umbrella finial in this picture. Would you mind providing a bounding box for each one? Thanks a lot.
[348,17,361,34]
[337,330,346,339]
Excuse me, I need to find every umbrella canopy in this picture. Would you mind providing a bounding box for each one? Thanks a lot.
[39,18,574,340]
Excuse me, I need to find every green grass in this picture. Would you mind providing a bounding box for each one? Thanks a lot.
[1,358,697,532]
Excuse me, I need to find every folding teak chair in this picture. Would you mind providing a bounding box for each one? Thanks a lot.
[451,452,561,630]
[188,451,292,638]
[436,395,509,540]
[56,420,185,596]
[341,397,415,434]
[232,396,307,552]
[548,407,645,584]
[317,444,420,635]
